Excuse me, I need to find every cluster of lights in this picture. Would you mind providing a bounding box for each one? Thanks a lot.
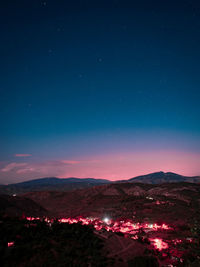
[25,216,194,254]
[58,216,171,233]
[6,215,193,265]
[55,216,173,251]
[26,217,40,221]
[26,216,171,236]
[149,238,168,250]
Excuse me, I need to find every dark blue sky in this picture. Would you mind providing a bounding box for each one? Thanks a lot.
[0,0,200,183]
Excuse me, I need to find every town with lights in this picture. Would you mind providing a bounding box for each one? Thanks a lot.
[1,179,200,267]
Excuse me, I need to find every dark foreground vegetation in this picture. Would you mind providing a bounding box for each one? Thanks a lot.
[0,216,111,267]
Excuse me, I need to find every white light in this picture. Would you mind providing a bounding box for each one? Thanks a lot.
[103,217,110,224]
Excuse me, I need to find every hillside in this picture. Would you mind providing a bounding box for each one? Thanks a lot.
[22,182,200,225]
[0,177,111,195]
[0,194,48,217]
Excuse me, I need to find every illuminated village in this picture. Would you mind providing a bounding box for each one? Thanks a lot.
[1,179,200,266]
[2,214,197,266]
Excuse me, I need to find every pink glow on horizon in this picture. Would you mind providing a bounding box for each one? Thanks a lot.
[58,150,200,180]
[1,149,200,183]
[60,160,80,164]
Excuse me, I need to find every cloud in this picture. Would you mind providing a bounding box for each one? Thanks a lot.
[14,154,32,157]
[0,159,98,178]
[60,160,80,164]
[16,167,36,174]
[1,163,28,172]
[0,160,81,179]
[14,154,32,158]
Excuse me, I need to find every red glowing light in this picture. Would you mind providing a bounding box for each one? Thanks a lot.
[25,216,172,251]
[56,216,171,238]
[150,238,168,250]
[8,242,14,247]
[26,217,40,221]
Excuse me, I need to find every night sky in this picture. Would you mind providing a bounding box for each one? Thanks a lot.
[1,0,200,183]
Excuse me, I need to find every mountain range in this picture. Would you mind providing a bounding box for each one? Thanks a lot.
[128,171,200,184]
[0,171,199,195]
[0,177,110,195]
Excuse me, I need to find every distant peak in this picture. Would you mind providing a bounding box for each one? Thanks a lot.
[165,172,180,175]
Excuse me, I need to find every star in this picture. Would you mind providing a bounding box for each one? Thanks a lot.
[41,1,47,7]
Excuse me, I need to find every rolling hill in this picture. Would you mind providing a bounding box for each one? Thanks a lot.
[22,181,200,224]
[0,177,111,195]
[0,194,48,217]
